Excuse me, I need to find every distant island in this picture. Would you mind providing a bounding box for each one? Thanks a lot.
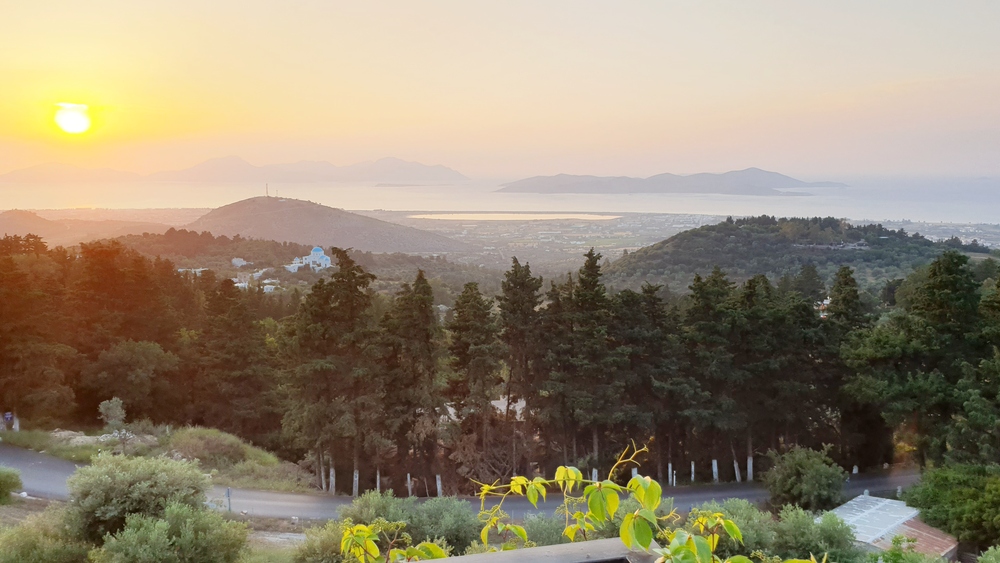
[498,168,846,196]
[0,156,468,185]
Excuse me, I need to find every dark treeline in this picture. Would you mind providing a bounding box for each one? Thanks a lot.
[3,233,1000,494]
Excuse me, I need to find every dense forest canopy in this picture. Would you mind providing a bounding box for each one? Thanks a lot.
[606,215,994,292]
[3,223,1000,496]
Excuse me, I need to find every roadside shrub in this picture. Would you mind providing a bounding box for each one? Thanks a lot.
[772,505,863,563]
[903,464,1000,550]
[338,491,478,551]
[293,520,346,563]
[0,507,91,563]
[0,467,22,503]
[522,513,570,546]
[170,427,277,470]
[66,453,209,542]
[764,446,847,511]
[689,498,776,557]
[339,490,419,527]
[414,496,480,551]
[219,460,313,492]
[91,502,248,563]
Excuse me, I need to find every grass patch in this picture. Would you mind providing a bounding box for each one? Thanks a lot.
[0,497,54,527]
[241,544,296,563]
[2,426,314,494]
[0,430,101,463]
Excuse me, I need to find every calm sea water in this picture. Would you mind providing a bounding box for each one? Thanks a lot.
[3,177,998,223]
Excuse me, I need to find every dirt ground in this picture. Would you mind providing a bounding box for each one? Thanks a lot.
[0,496,55,527]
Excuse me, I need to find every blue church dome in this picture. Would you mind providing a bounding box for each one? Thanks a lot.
[311,246,324,254]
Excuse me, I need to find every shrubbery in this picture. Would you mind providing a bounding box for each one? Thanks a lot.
[66,453,209,542]
[764,446,847,511]
[686,499,863,563]
[979,546,1000,563]
[0,467,22,503]
[338,491,478,552]
[0,508,91,563]
[90,502,248,563]
[294,520,347,563]
[903,464,1000,550]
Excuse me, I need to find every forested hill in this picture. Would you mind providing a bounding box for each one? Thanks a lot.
[605,215,992,291]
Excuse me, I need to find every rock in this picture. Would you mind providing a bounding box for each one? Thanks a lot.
[51,430,85,441]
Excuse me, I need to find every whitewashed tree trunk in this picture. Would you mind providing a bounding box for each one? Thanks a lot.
[712,459,719,483]
[690,461,695,482]
[352,470,359,497]
[435,475,443,497]
[407,473,413,497]
[668,462,673,486]
[376,468,381,492]
[747,456,753,482]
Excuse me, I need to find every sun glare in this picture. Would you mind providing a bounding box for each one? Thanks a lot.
[54,103,91,134]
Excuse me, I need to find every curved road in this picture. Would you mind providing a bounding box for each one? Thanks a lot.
[0,443,920,520]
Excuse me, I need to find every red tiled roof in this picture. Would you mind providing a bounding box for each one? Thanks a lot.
[872,518,959,560]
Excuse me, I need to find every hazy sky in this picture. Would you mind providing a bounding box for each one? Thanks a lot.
[2,1,999,179]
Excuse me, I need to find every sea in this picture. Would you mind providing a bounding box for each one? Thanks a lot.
[2,176,999,224]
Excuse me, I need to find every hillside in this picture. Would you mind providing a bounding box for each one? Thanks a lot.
[604,216,977,291]
[0,210,169,247]
[499,168,845,195]
[182,196,473,253]
[117,228,502,304]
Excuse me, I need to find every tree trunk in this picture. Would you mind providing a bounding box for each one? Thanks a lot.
[730,441,742,483]
[328,448,336,494]
[746,432,754,482]
[353,437,360,497]
[317,447,326,491]
[591,427,599,475]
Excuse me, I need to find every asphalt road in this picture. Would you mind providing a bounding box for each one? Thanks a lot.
[0,443,920,521]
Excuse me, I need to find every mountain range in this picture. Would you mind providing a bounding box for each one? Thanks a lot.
[0,210,171,247]
[0,157,468,184]
[499,168,846,196]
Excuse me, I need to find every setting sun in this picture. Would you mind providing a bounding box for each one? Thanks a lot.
[54,103,91,134]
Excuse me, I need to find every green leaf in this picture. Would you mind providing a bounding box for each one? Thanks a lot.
[638,508,657,524]
[588,487,608,522]
[634,518,653,551]
[480,524,490,546]
[620,512,635,549]
[693,535,713,563]
[510,524,528,543]
[727,556,754,563]
[722,520,743,544]
[644,478,662,510]
[527,485,539,507]
[563,524,578,541]
[604,489,620,519]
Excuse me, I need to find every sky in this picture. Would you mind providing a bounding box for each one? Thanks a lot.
[2,1,1000,179]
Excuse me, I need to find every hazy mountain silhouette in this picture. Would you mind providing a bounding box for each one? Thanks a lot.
[499,168,846,195]
[183,196,472,253]
[0,157,468,184]
[0,210,170,246]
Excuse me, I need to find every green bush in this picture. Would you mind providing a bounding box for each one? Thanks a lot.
[293,520,346,563]
[764,446,847,511]
[414,497,480,551]
[338,491,479,551]
[66,453,209,542]
[91,502,248,563]
[979,546,1000,563]
[169,427,277,470]
[688,499,776,557]
[338,490,419,527]
[98,398,126,431]
[217,460,313,492]
[903,464,1000,550]
[772,505,863,563]
[522,513,570,546]
[0,507,91,563]
[873,535,946,563]
[0,467,22,503]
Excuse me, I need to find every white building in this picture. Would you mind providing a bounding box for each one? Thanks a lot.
[232,257,249,268]
[285,247,332,273]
